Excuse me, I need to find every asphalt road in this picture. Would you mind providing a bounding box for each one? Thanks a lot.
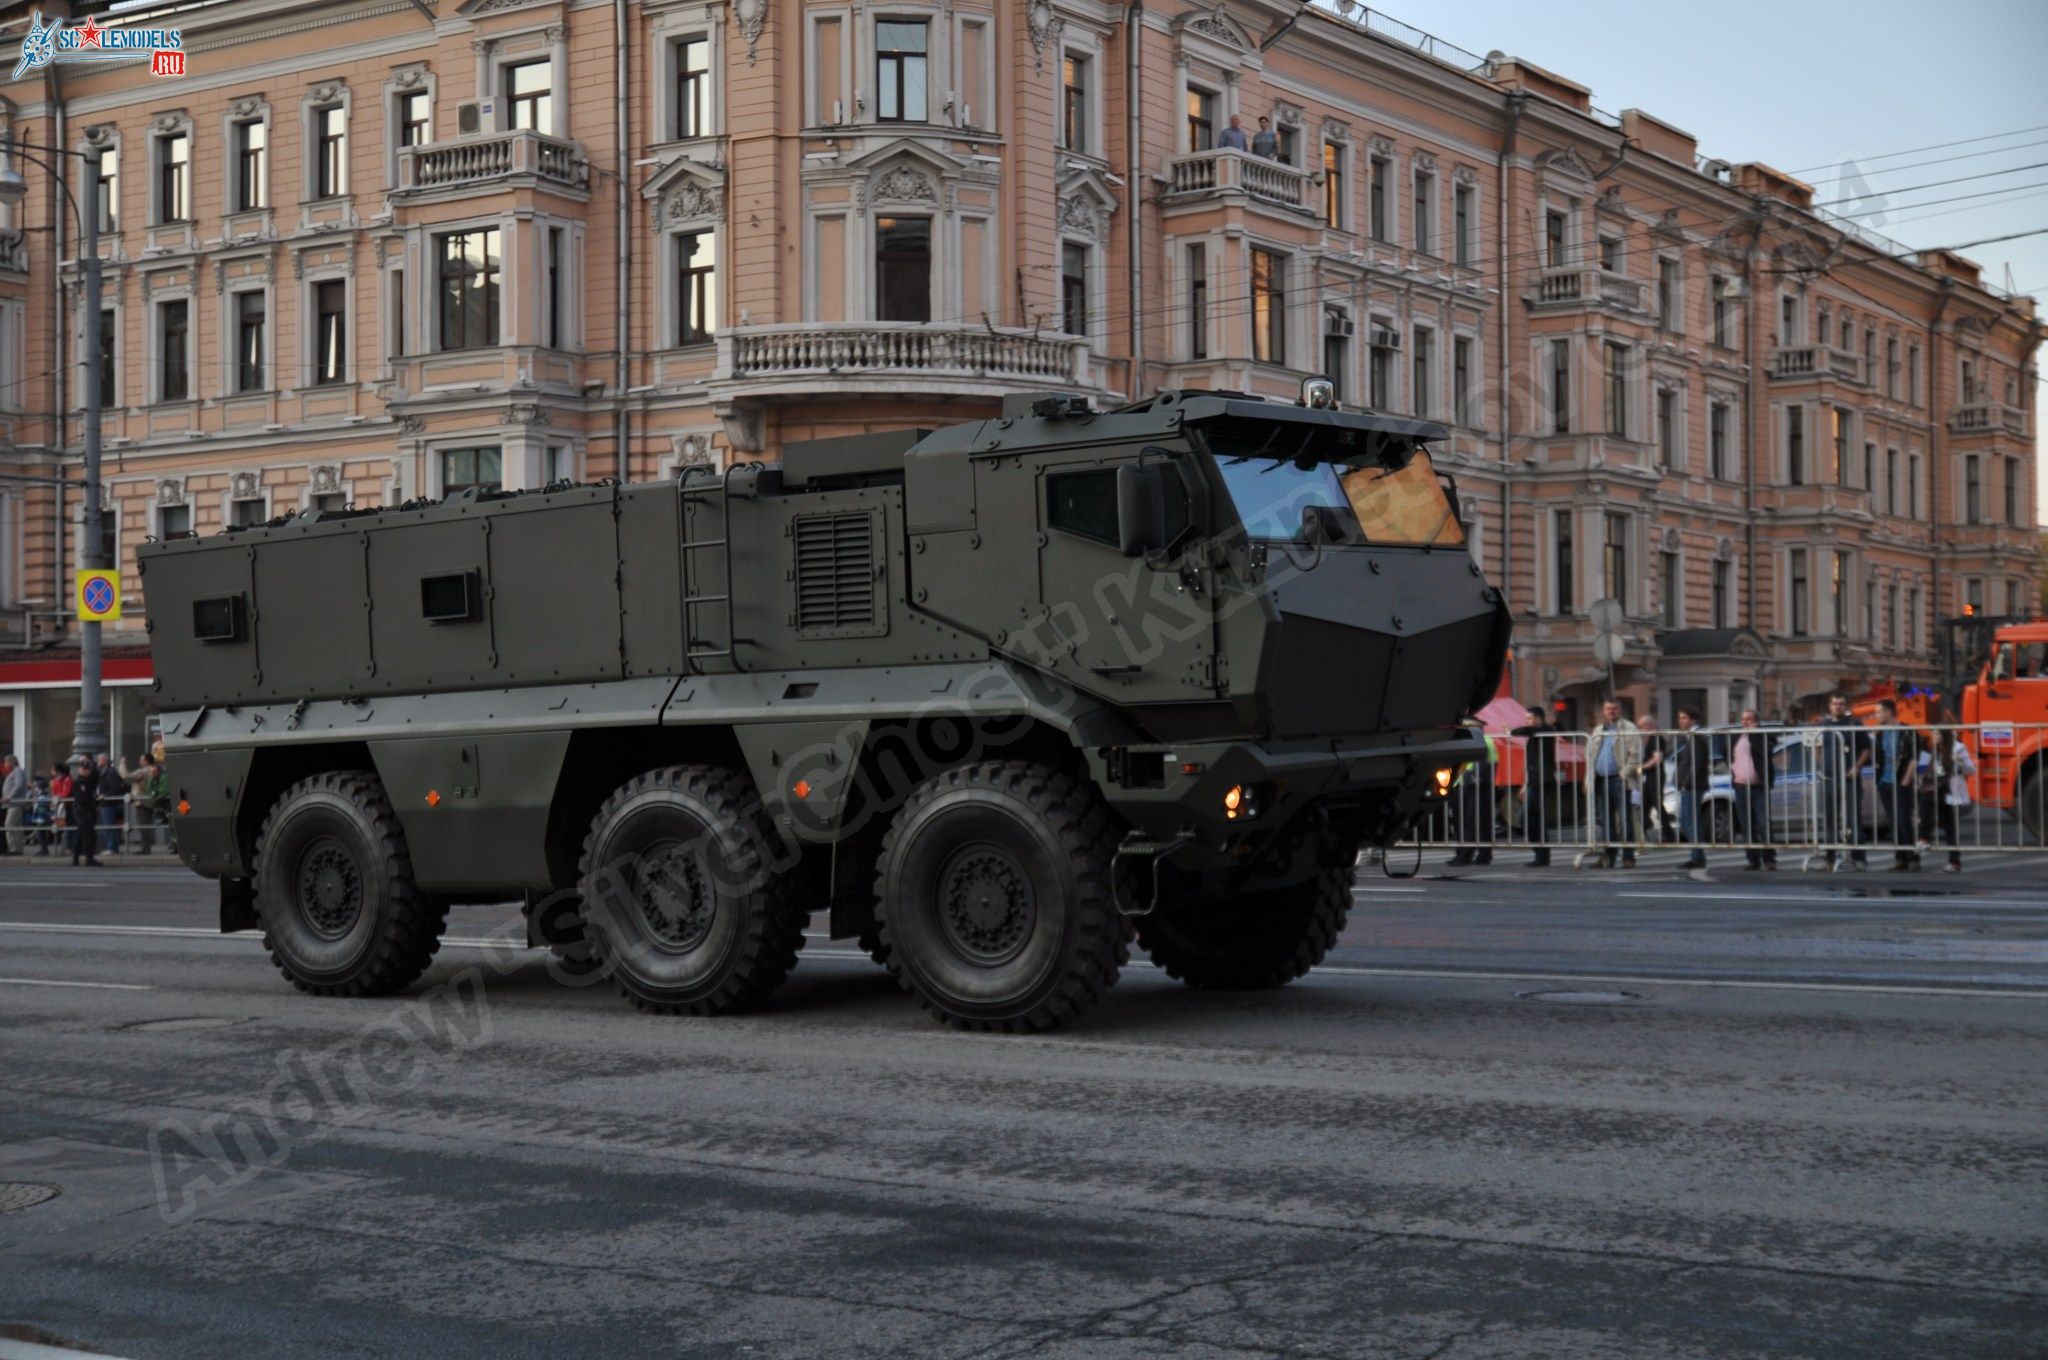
[1,851,2045,1359]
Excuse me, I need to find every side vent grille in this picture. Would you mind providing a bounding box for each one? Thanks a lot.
[793,511,885,638]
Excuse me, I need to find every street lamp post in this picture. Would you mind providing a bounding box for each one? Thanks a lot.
[0,133,107,765]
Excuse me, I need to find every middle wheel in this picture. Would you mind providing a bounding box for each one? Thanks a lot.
[875,761,1128,1032]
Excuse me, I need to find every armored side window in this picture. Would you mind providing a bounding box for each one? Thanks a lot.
[420,570,482,623]
[192,594,247,643]
[1045,468,1119,545]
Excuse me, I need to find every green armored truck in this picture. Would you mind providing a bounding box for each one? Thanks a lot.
[140,388,1509,1031]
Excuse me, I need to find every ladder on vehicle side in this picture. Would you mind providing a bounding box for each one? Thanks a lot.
[678,464,751,672]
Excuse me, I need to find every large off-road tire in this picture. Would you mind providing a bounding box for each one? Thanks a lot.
[1137,858,1353,991]
[875,761,1128,1032]
[577,765,806,1015]
[253,771,446,997]
[2021,770,2046,846]
[855,925,891,968]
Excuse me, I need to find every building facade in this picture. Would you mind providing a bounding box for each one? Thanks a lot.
[0,0,2039,767]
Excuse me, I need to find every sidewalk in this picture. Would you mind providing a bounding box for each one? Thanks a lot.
[0,848,184,868]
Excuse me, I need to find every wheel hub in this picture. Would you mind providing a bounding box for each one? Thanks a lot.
[296,839,363,939]
[937,844,1035,966]
[638,841,715,951]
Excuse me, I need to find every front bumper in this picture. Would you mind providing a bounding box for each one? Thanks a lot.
[1086,728,1482,873]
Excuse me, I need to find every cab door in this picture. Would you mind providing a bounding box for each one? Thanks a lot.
[1974,640,2048,807]
[1032,450,1220,702]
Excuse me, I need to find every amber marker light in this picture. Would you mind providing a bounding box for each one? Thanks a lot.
[792,779,812,800]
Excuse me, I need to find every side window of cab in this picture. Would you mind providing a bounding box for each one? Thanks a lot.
[1044,461,1194,549]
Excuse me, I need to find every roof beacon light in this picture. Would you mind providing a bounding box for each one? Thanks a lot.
[1301,377,1337,411]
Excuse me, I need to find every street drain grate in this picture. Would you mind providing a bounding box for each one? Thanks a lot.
[117,1016,250,1033]
[1516,989,1644,1006]
[0,1182,60,1214]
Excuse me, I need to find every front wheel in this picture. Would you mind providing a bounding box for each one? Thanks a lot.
[875,762,1127,1032]
[1137,857,1354,991]
[577,766,807,1015]
[2021,771,2046,845]
[253,771,446,996]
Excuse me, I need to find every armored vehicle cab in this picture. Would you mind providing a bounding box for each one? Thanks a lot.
[140,389,1508,1030]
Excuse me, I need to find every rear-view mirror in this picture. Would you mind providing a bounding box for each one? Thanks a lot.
[1116,462,1167,558]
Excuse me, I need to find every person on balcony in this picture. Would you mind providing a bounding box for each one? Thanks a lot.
[1218,115,1250,152]
[1251,116,1278,159]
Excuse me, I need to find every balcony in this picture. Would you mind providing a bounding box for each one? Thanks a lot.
[1162,148,1316,216]
[1525,267,1646,315]
[1769,345,1863,383]
[1948,401,2029,438]
[395,130,590,200]
[708,322,1097,405]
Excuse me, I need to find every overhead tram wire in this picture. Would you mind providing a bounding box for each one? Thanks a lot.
[1777,122,2048,178]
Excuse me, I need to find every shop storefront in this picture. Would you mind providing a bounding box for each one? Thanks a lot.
[0,654,157,774]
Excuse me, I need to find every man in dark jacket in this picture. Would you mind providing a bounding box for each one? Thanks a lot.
[1511,706,1561,867]
[94,754,126,856]
[1730,709,1776,870]
[1671,707,1718,868]
[1816,692,1869,870]
[69,757,102,867]
[1871,698,1921,871]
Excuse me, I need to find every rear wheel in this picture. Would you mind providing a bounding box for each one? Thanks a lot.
[876,762,1127,1032]
[1137,855,1353,991]
[577,765,806,1015]
[253,771,446,996]
[2021,770,2046,845]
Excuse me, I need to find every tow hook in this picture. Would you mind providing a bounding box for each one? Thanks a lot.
[1113,831,1195,916]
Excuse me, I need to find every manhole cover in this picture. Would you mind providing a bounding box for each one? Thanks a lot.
[0,1182,60,1213]
[1516,989,1644,1005]
[117,1016,250,1033]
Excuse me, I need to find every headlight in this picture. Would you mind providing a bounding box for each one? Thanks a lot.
[1223,783,1261,820]
[1434,767,1455,795]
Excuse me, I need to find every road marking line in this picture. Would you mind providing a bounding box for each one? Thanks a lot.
[0,976,153,991]
[1616,892,2048,908]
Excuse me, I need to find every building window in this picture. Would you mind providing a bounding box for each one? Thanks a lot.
[1831,406,1851,485]
[157,299,189,401]
[1186,87,1216,152]
[1964,578,1985,616]
[313,280,348,384]
[1710,276,1733,348]
[1061,53,1088,152]
[877,21,929,122]
[1862,441,1875,494]
[1885,339,1900,398]
[1410,326,1433,417]
[155,131,189,223]
[1907,343,1921,405]
[1886,583,1900,649]
[675,36,711,140]
[1061,242,1089,337]
[1656,390,1677,470]
[159,503,191,539]
[311,492,347,514]
[1369,326,1395,410]
[94,146,119,233]
[1786,406,1805,484]
[1250,248,1285,365]
[1544,209,1566,267]
[1323,307,1350,402]
[389,268,407,359]
[1603,341,1628,437]
[1960,357,1979,404]
[311,105,347,199]
[1598,235,1621,273]
[397,90,431,148]
[1657,258,1680,330]
[671,230,715,344]
[230,492,267,528]
[1661,551,1681,628]
[1789,549,1809,636]
[1885,448,1899,516]
[1412,170,1435,255]
[1322,142,1344,228]
[1832,551,1850,636]
[2007,455,2023,527]
[1907,587,1922,650]
[1708,402,1728,480]
[1908,453,1921,519]
[1964,455,1982,524]
[1711,558,1731,629]
[97,308,117,405]
[1275,125,1299,166]
[1602,513,1628,607]
[546,227,565,349]
[1453,183,1474,266]
[875,216,930,322]
[436,228,500,351]
[1550,339,1570,433]
[234,291,266,392]
[440,447,503,496]
[1553,509,1574,615]
[233,120,267,211]
[1452,336,1472,425]
[1779,294,1800,345]
[1186,243,1207,359]
[1369,155,1391,241]
[505,59,554,134]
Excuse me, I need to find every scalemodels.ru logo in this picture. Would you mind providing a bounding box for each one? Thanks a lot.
[12,10,187,81]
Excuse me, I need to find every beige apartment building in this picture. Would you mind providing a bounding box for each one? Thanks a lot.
[0,0,2038,766]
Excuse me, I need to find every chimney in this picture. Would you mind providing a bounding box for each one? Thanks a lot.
[1731,162,1814,209]
[1619,109,1697,167]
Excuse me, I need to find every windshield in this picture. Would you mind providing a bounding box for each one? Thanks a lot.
[1215,447,1465,547]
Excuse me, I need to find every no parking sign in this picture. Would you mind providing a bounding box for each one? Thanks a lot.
[76,568,122,623]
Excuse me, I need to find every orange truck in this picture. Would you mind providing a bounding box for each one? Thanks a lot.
[1856,615,2045,838]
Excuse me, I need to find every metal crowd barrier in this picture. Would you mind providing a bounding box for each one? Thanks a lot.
[1411,723,2046,870]
[0,793,177,856]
